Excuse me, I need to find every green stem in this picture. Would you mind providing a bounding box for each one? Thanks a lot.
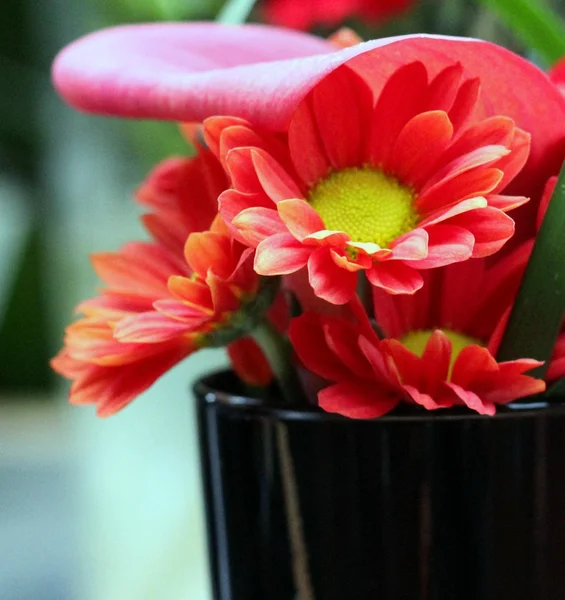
[251,319,304,405]
[217,0,257,24]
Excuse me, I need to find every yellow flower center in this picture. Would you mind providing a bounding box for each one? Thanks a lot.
[400,329,483,376]
[308,166,419,247]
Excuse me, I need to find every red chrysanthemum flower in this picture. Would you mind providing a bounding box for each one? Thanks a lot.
[209,61,531,304]
[51,146,275,416]
[290,253,546,418]
[262,0,413,31]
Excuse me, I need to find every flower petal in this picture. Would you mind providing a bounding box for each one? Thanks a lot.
[389,110,454,188]
[255,233,311,275]
[307,247,358,304]
[408,224,474,269]
[445,382,496,415]
[114,311,200,343]
[277,198,325,241]
[318,381,399,419]
[367,261,424,295]
[289,313,357,381]
[232,207,287,246]
[446,207,515,258]
[53,27,565,206]
[227,337,273,387]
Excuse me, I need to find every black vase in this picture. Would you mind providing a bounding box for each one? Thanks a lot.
[195,370,565,600]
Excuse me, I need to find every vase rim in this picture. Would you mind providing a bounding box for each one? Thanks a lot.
[194,370,564,423]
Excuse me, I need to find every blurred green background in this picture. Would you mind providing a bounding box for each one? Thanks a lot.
[1,0,563,598]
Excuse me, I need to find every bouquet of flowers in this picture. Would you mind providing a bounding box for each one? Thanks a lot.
[50,16,565,421]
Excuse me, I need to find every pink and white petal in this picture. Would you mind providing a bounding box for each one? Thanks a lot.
[408,224,474,269]
[418,196,488,228]
[308,247,358,304]
[318,381,399,419]
[277,198,325,241]
[446,207,515,258]
[485,194,529,212]
[304,229,351,247]
[367,261,424,295]
[389,110,454,188]
[232,206,287,247]
[389,229,429,261]
[255,233,311,275]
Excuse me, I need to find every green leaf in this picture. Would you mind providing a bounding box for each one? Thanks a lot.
[496,160,565,377]
[479,0,565,66]
[545,377,565,397]
[217,0,257,24]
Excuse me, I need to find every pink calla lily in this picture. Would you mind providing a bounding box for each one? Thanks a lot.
[54,25,565,184]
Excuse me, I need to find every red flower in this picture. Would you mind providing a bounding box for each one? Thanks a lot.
[51,146,274,415]
[290,254,546,418]
[550,58,565,95]
[289,312,403,418]
[262,0,413,31]
[210,61,529,303]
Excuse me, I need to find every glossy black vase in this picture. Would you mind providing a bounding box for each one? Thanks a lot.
[195,371,565,600]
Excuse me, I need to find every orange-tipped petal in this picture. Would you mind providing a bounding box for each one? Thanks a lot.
[114,311,200,343]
